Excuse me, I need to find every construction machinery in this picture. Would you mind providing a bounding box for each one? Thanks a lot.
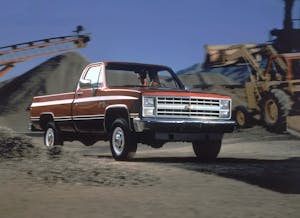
[205,43,300,133]
[0,26,90,78]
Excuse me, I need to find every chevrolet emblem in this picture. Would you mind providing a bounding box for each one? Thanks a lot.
[184,104,194,110]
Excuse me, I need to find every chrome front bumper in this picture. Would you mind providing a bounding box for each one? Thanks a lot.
[133,117,236,133]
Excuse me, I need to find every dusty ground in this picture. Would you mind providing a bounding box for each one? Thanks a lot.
[0,126,299,218]
[288,116,300,134]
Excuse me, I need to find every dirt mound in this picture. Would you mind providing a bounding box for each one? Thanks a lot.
[0,126,38,158]
[0,52,90,131]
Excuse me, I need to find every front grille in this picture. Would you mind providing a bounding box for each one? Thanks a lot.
[156,96,221,118]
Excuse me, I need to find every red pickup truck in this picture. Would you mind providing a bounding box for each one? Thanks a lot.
[30,62,235,160]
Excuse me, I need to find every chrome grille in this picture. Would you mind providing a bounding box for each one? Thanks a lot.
[156,96,221,118]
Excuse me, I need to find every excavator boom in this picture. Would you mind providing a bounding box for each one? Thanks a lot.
[204,43,287,81]
[0,34,90,78]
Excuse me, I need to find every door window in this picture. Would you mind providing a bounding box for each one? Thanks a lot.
[84,66,102,88]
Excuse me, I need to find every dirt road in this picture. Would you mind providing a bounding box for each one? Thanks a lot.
[0,127,299,218]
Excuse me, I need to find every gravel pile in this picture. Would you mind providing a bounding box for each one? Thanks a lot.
[0,126,38,158]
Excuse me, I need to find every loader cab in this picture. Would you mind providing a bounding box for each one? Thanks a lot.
[266,56,287,81]
[271,53,300,80]
[289,57,300,79]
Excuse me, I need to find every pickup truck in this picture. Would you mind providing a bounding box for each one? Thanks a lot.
[30,61,235,160]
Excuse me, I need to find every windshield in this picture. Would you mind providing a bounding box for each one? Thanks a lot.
[105,63,183,89]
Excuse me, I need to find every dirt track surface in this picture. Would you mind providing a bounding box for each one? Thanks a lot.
[0,126,299,218]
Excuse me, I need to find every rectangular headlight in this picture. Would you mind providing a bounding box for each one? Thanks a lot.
[143,108,155,116]
[143,97,155,107]
[219,110,230,118]
[143,96,156,116]
[220,99,230,110]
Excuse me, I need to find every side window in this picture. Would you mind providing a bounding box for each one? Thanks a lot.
[84,66,102,88]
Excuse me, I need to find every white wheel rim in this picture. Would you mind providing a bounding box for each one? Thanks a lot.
[112,127,125,155]
[45,128,55,148]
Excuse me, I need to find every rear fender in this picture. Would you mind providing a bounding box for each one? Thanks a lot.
[39,112,55,130]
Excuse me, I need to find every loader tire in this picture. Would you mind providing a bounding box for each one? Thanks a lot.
[234,106,253,128]
[261,89,291,133]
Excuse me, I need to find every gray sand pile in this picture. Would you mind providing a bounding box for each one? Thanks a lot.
[0,52,90,131]
[0,126,38,158]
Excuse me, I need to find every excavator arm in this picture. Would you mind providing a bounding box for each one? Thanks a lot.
[0,33,90,78]
[205,43,287,81]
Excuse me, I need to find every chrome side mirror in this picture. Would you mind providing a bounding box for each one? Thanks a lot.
[184,86,191,91]
[79,79,92,89]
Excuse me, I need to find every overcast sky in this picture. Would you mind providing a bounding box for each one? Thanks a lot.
[1,0,298,81]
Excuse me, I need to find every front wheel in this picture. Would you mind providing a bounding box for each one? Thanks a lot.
[110,118,137,161]
[192,140,222,160]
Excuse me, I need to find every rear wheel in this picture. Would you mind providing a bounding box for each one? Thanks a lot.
[44,122,63,154]
[110,118,137,161]
[261,89,291,133]
[192,140,222,160]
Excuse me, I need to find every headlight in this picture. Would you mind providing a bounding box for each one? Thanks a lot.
[219,99,231,118]
[143,108,155,116]
[220,99,230,110]
[144,97,155,107]
[143,96,156,116]
[219,110,230,118]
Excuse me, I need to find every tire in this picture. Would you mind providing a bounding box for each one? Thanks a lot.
[260,89,291,133]
[234,106,253,128]
[192,140,222,161]
[150,141,165,149]
[44,122,63,154]
[110,118,137,161]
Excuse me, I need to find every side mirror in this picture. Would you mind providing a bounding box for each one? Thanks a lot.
[184,86,190,91]
[79,79,92,89]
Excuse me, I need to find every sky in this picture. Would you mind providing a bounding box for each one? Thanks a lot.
[0,0,298,81]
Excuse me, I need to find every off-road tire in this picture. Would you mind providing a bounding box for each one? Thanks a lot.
[234,105,253,128]
[260,89,291,133]
[192,140,222,160]
[110,118,137,161]
[44,122,63,154]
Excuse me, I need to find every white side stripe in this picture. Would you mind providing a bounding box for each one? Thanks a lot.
[72,114,105,121]
[73,96,138,104]
[31,99,73,107]
[31,96,138,108]
[31,113,138,122]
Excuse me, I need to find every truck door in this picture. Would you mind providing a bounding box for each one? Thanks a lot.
[73,64,105,133]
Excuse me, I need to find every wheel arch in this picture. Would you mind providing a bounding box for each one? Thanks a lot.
[39,112,55,130]
[104,104,131,132]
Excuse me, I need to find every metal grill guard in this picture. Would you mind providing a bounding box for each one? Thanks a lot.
[156,96,224,119]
